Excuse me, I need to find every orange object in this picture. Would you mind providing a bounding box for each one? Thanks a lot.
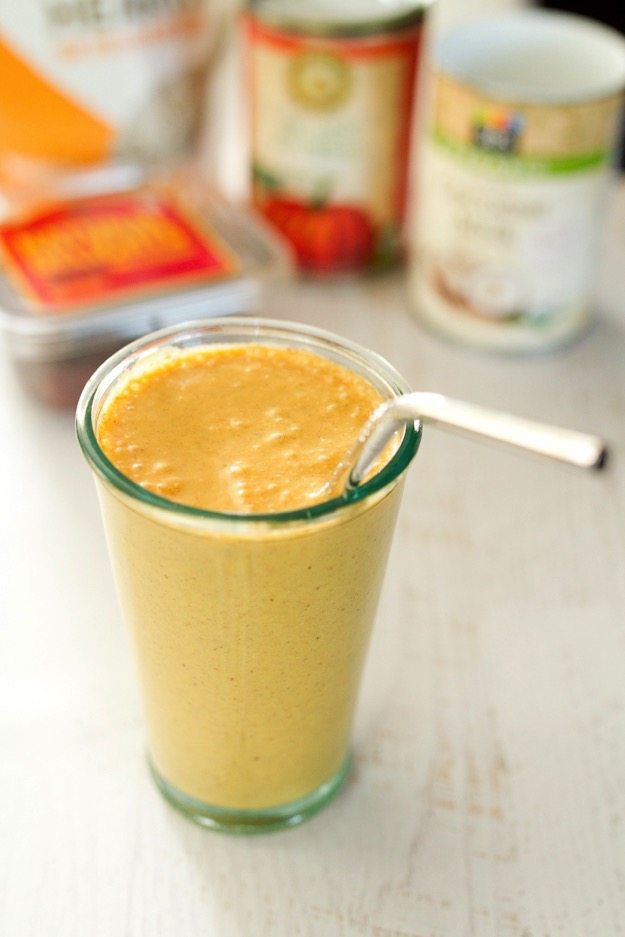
[0,2,221,192]
[0,38,112,165]
[0,163,292,406]
[263,196,375,274]
[0,191,238,311]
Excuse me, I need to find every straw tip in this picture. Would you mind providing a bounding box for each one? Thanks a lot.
[594,446,609,471]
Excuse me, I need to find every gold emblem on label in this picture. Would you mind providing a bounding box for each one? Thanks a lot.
[287,51,351,111]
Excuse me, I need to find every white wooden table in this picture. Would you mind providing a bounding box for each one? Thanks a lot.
[3,0,625,920]
[1,168,624,935]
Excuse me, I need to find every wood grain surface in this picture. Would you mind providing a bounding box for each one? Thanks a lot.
[2,179,624,935]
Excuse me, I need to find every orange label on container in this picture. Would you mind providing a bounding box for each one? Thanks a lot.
[0,192,239,312]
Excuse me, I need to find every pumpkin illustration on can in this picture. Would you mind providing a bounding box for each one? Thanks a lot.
[261,193,375,274]
[245,1,426,275]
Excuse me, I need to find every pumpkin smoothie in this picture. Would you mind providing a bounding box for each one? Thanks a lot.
[77,319,419,831]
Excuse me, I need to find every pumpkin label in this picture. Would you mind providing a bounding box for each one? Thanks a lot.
[246,15,422,274]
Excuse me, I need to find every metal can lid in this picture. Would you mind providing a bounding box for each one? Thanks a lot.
[248,0,430,38]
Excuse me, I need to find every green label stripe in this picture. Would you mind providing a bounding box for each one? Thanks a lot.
[432,129,608,175]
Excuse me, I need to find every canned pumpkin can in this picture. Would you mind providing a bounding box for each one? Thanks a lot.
[245,0,429,275]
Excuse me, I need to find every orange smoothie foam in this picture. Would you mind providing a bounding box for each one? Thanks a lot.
[97,343,385,513]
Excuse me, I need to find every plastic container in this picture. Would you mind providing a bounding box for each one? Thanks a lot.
[0,162,292,406]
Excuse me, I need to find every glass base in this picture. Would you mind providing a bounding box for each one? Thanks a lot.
[149,757,351,834]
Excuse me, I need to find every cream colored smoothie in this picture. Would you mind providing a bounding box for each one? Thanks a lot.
[77,319,419,831]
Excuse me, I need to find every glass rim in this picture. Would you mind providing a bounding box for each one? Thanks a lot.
[75,316,421,525]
